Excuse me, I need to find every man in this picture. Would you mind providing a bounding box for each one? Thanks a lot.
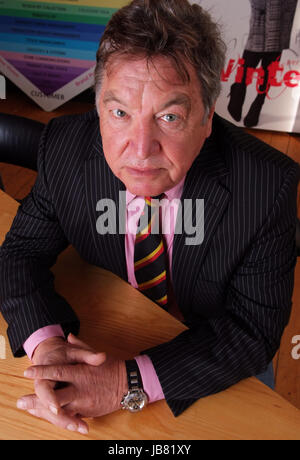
[0,0,299,435]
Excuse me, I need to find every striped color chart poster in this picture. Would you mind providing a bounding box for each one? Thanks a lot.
[0,0,129,111]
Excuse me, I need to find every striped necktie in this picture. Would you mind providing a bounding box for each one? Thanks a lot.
[134,196,168,310]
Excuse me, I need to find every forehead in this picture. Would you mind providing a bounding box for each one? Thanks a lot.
[101,54,201,97]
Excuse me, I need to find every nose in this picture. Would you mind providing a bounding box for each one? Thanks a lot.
[130,119,160,159]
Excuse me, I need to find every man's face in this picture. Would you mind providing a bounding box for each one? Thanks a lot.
[98,55,214,197]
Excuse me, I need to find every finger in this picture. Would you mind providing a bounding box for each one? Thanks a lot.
[26,402,89,435]
[67,334,106,366]
[34,379,78,414]
[17,386,76,412]
[67,333,92,350]
[62,403,83,418]
[24,364,71,382]
[33,379,61,414]
[66,346,106,367]
[17,393,40,411]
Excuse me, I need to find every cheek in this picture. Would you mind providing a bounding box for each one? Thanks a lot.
[163,137,196,173]
[100,121,125,165]
[165,139,205,180]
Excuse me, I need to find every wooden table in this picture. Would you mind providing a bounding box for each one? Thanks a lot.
[0,190,300,440]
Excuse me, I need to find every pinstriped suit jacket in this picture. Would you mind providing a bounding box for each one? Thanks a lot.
[0,109,299,417]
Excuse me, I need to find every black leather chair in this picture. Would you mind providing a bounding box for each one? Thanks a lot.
[297,219,300,257]
[0,113,45,173]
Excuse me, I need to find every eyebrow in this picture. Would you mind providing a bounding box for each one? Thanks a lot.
[102,91,191,114]
[103,90,128,107]
[159,94,191,114]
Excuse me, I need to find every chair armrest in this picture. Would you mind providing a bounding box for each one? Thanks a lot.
[0,113,45,171]
[296,219,300,256]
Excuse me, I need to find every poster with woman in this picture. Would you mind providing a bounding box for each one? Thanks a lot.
[195,0,300,132]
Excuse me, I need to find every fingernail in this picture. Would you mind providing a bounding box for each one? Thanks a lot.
[67,424,77,432]
[28,409,36,415]
[17,399,26,410]
[78,426,88,435]
[24,369,34,378]
[49,404,58,415]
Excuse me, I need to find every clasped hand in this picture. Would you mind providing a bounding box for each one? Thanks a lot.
[17,334,128,435]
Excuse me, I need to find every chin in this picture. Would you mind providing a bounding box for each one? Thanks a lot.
[126,183,164,197]
[122,176,163,197]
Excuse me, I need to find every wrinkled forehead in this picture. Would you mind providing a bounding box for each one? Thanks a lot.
[100,53,203,103]
[103,53,195,87]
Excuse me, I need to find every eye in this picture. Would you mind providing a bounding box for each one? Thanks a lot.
[161,114,179,123]
[112,109,127,119]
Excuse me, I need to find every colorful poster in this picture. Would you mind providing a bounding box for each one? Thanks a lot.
[0,0,129,111]
[195,0,300,132]
[2,0,299,128]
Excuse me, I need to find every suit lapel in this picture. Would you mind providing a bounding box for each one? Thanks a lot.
[173,128,231,317]
[83,130,127,282]
[83,115,232,310]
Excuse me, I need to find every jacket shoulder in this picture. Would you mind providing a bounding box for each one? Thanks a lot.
[39,109,101,168]
[49,108,99,126]
[214,114,300,178]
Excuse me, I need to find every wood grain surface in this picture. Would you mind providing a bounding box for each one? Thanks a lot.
[0,190,299,440]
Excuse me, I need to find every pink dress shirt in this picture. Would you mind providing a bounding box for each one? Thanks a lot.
[23,177,186,404]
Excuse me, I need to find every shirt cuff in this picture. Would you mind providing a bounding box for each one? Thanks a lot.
[23,325,65,361]
[135,354,165,403]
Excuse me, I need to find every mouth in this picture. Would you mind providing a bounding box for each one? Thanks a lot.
[126,167,162,177]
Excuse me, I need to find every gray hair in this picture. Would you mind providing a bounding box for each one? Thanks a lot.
[94,0,226,118]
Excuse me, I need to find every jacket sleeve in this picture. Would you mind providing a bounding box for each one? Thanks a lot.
[0,121,80,357]
[142,163,299,417]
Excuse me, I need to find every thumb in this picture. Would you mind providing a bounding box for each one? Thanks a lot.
[67,334,106,366]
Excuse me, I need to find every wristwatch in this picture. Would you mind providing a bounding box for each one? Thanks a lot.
[121,360,148,413]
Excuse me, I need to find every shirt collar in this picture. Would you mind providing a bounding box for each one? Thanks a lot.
[126,175,186,206]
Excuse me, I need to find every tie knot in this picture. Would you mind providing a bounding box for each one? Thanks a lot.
[145,194,164,203]
[144,195,163,209]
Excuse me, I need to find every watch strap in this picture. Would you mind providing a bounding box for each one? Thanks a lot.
[125,359,143,391]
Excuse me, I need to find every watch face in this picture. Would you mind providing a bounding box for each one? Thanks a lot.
[123,390,148,413]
